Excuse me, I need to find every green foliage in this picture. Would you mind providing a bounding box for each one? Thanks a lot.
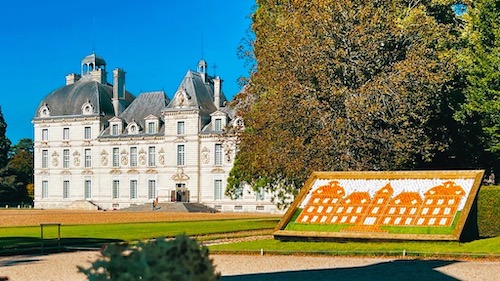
[0,106,11,168]
[79,234,220,281]
[230,0,467,205]
[477,185,500,237]
[0,139,33,203]
[456,0,500,159]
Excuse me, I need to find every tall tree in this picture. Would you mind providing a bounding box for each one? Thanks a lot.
[456,0,500,163]
[0,106,11,168]
[228,0,464,207]
[7,139,34,202]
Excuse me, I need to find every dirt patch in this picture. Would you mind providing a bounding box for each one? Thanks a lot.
[0,209,281,227]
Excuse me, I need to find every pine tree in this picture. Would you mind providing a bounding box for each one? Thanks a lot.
[0,106,11,168]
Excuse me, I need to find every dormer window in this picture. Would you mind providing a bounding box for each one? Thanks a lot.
[112,124,119,136]
[144,115,159,134]
[109,117,123,136]
[127,123,139,135]
[39,104,51,117]
[81,100,94,115]
[214,119,222,131]
[147,122,156,134]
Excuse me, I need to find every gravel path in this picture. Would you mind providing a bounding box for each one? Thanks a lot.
[1,251,499,281]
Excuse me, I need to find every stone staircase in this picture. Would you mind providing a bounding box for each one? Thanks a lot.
[119,202,217,213]
[68,200,100,210]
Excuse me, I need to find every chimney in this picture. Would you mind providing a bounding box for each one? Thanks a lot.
[112,68,126,116]
[214,76,222,110]
[65,73,81,85]
[91,68,107,84]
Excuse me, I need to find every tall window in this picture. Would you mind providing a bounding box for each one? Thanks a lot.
[177,121,185,135]
[63,128,69,140]
[42,180,48,198]
[112,124,119,136]
[84,179,92,200]
[63,180,70,199]
[84,126,91,140]
[112,180,120,199]
[214,179,223,200]
[214,119,222,131]
[256,187,265,201]
[42,128,48,141]
[84,149,91,167]
[130,147,137,167]
[148,180,156,199]
[113,148,119,167]
[42,150,48,168]
[148,146,156,167]
[63,149,70,168]
[147,122,156,134]
[130,180,138,199]
[177,145,185,166]
[215,144,223,166]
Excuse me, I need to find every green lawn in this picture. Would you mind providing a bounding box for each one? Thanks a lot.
[208,236,500,258]
[0,218,278,252]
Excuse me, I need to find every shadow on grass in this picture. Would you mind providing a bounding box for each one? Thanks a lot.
[221,259,461,281]
[0,237,123,256]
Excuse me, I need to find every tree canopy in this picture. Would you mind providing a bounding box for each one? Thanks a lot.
[456,0,500,159]
[228,0,470,206]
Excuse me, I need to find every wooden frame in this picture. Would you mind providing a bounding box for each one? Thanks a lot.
[274,170,484,241]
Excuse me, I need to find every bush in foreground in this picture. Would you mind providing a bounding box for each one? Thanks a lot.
[79,234,220,281]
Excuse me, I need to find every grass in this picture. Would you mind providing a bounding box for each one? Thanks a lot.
[208,236,500,258]
[0,218,278,252]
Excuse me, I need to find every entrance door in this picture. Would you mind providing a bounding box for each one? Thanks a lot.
[174,183,190,202]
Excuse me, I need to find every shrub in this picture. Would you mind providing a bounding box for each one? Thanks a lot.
[477,185,500,237]
[79,234,220,281]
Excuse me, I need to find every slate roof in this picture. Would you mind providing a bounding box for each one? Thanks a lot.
[33,77,135,119]
[164,70,228,125]
[120,91,170,126]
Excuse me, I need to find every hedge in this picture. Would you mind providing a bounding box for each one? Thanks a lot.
[477,185,500,237]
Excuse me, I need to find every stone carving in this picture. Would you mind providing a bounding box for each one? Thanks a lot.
[52,151,59,167]
[121,149,128,165]
[202,147,210,164]
[73,151,80,167]
[100,150,108,166]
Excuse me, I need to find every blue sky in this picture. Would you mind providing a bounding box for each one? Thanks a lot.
[0,0,254,144]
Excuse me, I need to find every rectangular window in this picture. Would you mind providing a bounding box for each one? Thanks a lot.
[130,147,137,167]
[148,180,156,200]
[112,124,119,136]
[42,180,48,198]
[63,128,70,140]
[84,180,92,200]
[214,179,223,200]
[42,150,48,168]
[113,148,120,167]
[63,180,70,199]
[214,119,222,131]
[256,187,265,201]
[130,180,138,199]
[177,121,185,135]
[63,149,70,168]
[215,144,223,166]
[84,149,91,167]
[148,146,156,167]
[84,126,91,140]
[42,129,48,141]
[177,145,185,166]
[148,122,156,134]
[112,180,120,199]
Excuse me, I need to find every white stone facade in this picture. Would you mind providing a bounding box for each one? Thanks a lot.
[32,54,280,213]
